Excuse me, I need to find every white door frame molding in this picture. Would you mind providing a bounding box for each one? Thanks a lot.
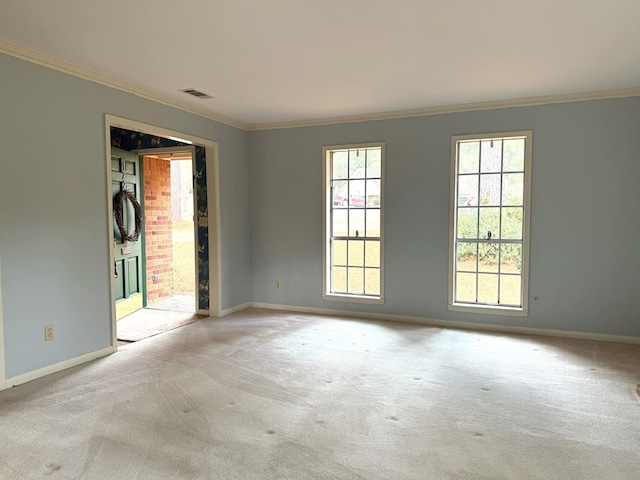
[105,115,222,350]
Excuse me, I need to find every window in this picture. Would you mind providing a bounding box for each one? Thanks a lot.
[449,131,532,316]
[323,143,385,304]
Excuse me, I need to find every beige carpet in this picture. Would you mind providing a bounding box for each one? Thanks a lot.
[1,308,639,479]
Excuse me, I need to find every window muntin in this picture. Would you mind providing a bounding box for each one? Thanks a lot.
[323,144,384,303]
[450,132,531,314]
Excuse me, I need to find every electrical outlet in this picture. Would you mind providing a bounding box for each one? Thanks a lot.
[44,325,54,342]
[275,280,281,290]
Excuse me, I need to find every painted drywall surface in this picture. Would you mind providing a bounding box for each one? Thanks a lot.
[249,97,640,337]
[0,53,250,378]
[218,127,252,310]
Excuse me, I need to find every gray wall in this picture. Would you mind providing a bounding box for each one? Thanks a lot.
[249,98,640,337]
[2,50,639,381]
[0,54,251,378]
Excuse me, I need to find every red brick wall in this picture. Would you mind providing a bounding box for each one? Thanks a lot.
[144,157,173,304]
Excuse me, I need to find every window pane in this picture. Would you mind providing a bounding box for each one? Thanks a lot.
[365,241,380,267]
[348,267,364,294]
[459,141,479,174]
[349,150,366,178]
[502,173,524,206]
[333,209,348,236]
[456,273,476,302]
[500,244,522,273]
[366,179,380,208]
[347,240,364,266]
[349,209,365,237]
[501,207,523,239]
[500,275,521,306]
[478,243,499,272]
[457,243,477,272]
[503,138,525,172]
[332,180,348,207]
[478,274,498,304]
[365,268,380,295]
[366,149,381,178]
[349,179,365,208]
[480,174,501,206]
[480,139,502,173]
[366,209,380,237]
[332,266,347,292]
[458,175,478,206]
[333,240,347,266]
[479,207,500,240]
[332,151,348,179]
[457,208,478,239]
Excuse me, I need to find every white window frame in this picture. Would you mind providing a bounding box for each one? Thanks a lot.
[448,131,532,316]
[322,142,385,304]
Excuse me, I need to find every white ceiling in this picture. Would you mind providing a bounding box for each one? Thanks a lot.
[1,0,639,127]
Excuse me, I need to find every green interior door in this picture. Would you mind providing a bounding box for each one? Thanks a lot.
[111,148,145,320]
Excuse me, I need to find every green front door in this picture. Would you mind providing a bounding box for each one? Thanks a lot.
[111,148,145,320]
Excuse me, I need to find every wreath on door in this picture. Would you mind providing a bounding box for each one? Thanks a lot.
[113,189,142,242]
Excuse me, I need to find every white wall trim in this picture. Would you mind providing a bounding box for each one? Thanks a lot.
[0,38,247,131]
[3,38,640,132]
[0,258,6,391]
[248,88,640,131]
[220,302,252,317]
[105,115,222,343]
[5,346,114,389]
[207,143,223,318]
[250,302,640,346]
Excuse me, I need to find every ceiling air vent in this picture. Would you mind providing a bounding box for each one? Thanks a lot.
[180,88,214,99]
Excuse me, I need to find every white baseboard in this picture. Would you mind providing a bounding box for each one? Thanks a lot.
[197,309,210,316]
[3,303,636,391]
[249,302,640,346]
[220,302,252,317]
[4,346,115,389]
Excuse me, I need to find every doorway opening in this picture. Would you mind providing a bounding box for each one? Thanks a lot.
[146,153,196,313]
[115,149,203,344]
[106,115,220,350]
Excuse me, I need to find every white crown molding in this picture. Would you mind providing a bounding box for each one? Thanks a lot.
[0,38,248,131]
[3,37,640,132]
[248,87,640,131]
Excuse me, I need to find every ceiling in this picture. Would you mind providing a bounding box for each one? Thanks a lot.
[1,1,639,128]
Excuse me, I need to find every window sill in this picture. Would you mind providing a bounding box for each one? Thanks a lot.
[448,303,528,317]
[323,293,385,305]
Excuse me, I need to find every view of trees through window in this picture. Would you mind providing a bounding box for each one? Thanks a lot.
[454,135,529,307]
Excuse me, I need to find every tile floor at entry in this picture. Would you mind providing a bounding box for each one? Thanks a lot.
[117,294,201,345]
